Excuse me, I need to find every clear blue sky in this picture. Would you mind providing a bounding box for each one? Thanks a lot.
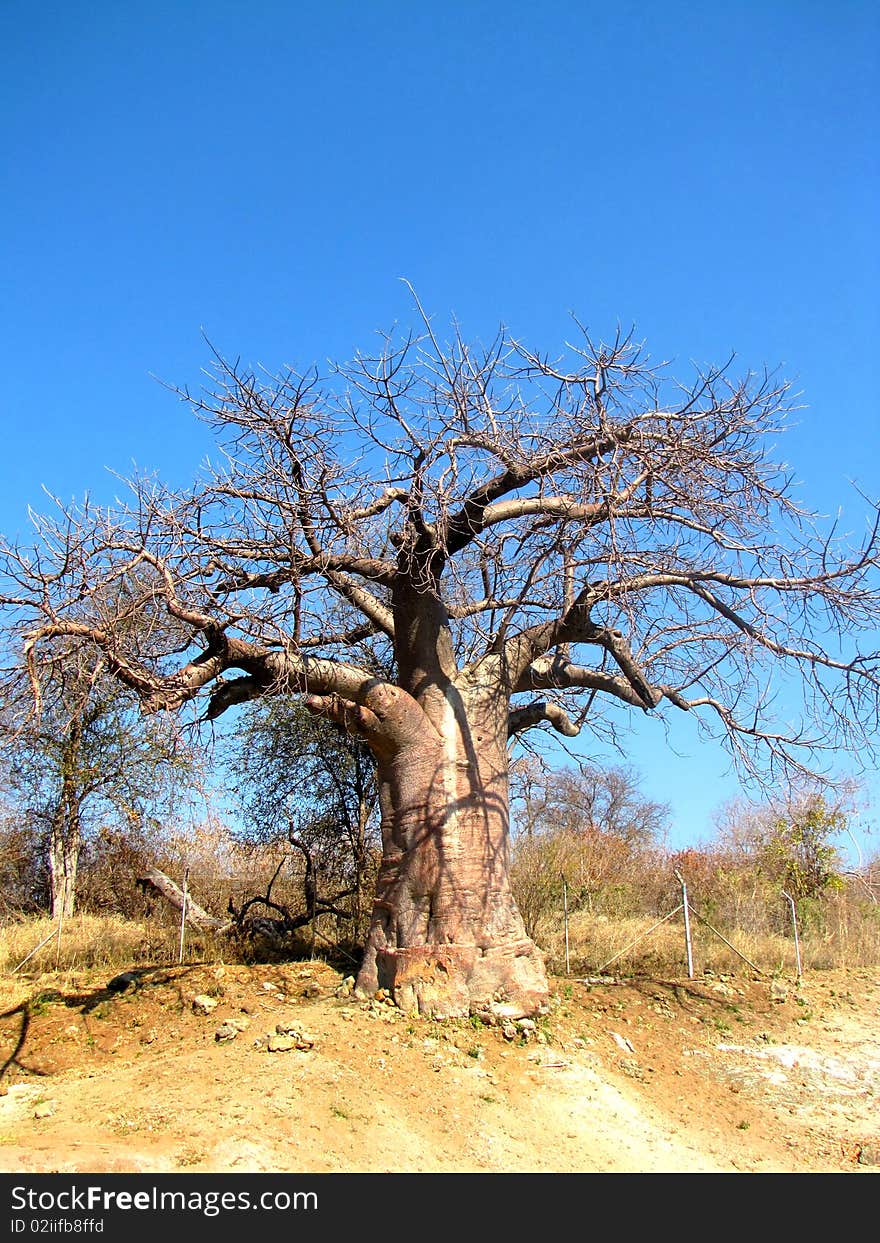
[1,1,878,852]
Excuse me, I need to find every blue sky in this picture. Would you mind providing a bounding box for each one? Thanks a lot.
[1,1,878,852]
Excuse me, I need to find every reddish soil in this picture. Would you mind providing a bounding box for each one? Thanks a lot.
[1,962,878,1174]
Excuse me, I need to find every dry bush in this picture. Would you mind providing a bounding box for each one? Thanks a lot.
[0,819,47,915]
[516,822,880,977]
[123,816,375,966]
[533,877,880,978]
[539,909,772,977]
[511,828,668,939]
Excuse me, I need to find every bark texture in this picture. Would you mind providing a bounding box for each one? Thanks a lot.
[313,667,550,1018]
[49,817,79,920]
[48,720,83,920]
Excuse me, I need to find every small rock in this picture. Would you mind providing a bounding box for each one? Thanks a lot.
[491,1002,528,1022]
[375,989,387,1002]
[709,980,736,997]
[214,1024,239,1043]
[516,1018,537,1034]
[262,981,281,993]
[266,1034,298,1053]
[33,1104,55,1119]
[300,983,321,999]
[228,1016,250,1032]
[274,1024,314,1049]
[770,981,788,1003]
[611,1031,636,1054]
[501,1023,517,1041]
[192,995,218,1016]
[858,1144,880,1167]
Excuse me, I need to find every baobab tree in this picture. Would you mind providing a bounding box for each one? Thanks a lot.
[2,303,879,1016]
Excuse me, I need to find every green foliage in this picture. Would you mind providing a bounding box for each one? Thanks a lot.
[760,794,846,902]
[510,765,880,972]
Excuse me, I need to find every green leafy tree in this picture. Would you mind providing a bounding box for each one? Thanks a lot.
[716,787,850,903]
[762,792,847,901]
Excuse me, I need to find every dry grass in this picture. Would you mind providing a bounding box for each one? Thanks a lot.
[537,899,880,979]
[3,890,878,986]
[0,914,229,975]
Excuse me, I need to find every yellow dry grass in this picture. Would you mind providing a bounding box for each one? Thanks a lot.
[0,914,227,975]
[2,895,878,986]
[538,902,880,978]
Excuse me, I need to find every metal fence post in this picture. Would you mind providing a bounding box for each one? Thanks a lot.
[782,889,802,979]
[562,876,570,975]
[178,866,190,965]
[674,870,694,979]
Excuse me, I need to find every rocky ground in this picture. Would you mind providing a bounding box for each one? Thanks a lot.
[0,961,878,1174]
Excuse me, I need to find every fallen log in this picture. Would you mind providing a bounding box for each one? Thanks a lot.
[135,868,233,934]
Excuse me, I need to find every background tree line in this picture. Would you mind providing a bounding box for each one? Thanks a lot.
[1,639,877,976]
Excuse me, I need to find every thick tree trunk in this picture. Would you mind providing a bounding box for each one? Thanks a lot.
[49,813,79,920]
[355,675,549,1019]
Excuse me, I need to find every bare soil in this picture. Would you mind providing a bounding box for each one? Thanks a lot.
[1,961,878,1174]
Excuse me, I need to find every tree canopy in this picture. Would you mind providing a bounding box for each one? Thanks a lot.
[4,312,877,773]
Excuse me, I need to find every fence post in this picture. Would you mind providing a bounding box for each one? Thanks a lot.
[674,870,694,979]
[178,866,190,965]
[562,876,570,975]
[782,889,802,979]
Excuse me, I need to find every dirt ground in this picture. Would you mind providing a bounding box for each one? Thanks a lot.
[0,959,877,1175]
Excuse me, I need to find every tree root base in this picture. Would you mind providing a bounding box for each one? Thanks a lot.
[365,939,550,1020]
